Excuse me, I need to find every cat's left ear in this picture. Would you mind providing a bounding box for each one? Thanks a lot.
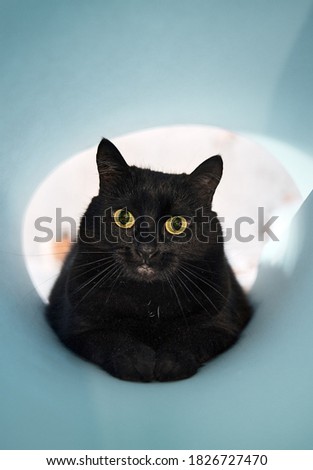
[190,155,223,194]
[96,138,129,189]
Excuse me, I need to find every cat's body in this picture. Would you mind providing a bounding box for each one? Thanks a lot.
[47,138,252,381]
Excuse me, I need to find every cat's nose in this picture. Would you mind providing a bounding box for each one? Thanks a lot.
[136,243,158,263]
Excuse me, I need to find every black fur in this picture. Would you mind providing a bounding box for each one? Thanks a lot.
[46,138,252,382]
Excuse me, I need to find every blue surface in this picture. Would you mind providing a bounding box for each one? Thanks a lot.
[1,0,313,449]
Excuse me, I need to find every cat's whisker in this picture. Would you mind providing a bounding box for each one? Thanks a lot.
[71,261,117,296]
[96,265,120,293]
[68,258,116,284]
[180,266,248,321]
[21,272,61,302]
[71,255,114,271]
[74,250,117,256]
[72,263,119,310]
[180,261,222,290]
[165,274,194,347]
[179,265,229,302]
[82,247,117,254]
[21,252,72,257]
[105,267,123,304]
[165,273,184,315]
[175,271,211,315]
[93,265,123,303]
[181,260,217,275]
[20,250,117,257]
[178,269,219,313]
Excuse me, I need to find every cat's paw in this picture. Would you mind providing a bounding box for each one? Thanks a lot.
[154,350,199,382]
[109,343,156,382]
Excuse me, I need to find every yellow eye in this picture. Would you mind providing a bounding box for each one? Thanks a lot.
[165,216,188,235]
[113,209,135,229]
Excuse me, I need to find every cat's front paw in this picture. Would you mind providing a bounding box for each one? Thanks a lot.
[109,343,156,382]
[154,350,199,382]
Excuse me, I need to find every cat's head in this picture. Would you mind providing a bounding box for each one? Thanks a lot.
[80,138,223,283]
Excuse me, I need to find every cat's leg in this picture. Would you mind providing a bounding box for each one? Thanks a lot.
[154,348,200,382]
[62,331,156,382]
[155,315,240,381]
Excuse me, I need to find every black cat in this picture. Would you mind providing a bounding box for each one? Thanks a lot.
[46,138,252,382]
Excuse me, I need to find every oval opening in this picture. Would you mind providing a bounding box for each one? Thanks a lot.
[22,125,307,302]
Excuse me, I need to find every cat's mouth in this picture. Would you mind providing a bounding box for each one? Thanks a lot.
[137,263,155,277]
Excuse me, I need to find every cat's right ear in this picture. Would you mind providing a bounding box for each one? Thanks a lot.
[96,138,129,189]
[190,155,223,195]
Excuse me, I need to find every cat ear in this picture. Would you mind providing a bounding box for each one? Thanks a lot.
[190,155,223,194]
[96,138,129,188]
